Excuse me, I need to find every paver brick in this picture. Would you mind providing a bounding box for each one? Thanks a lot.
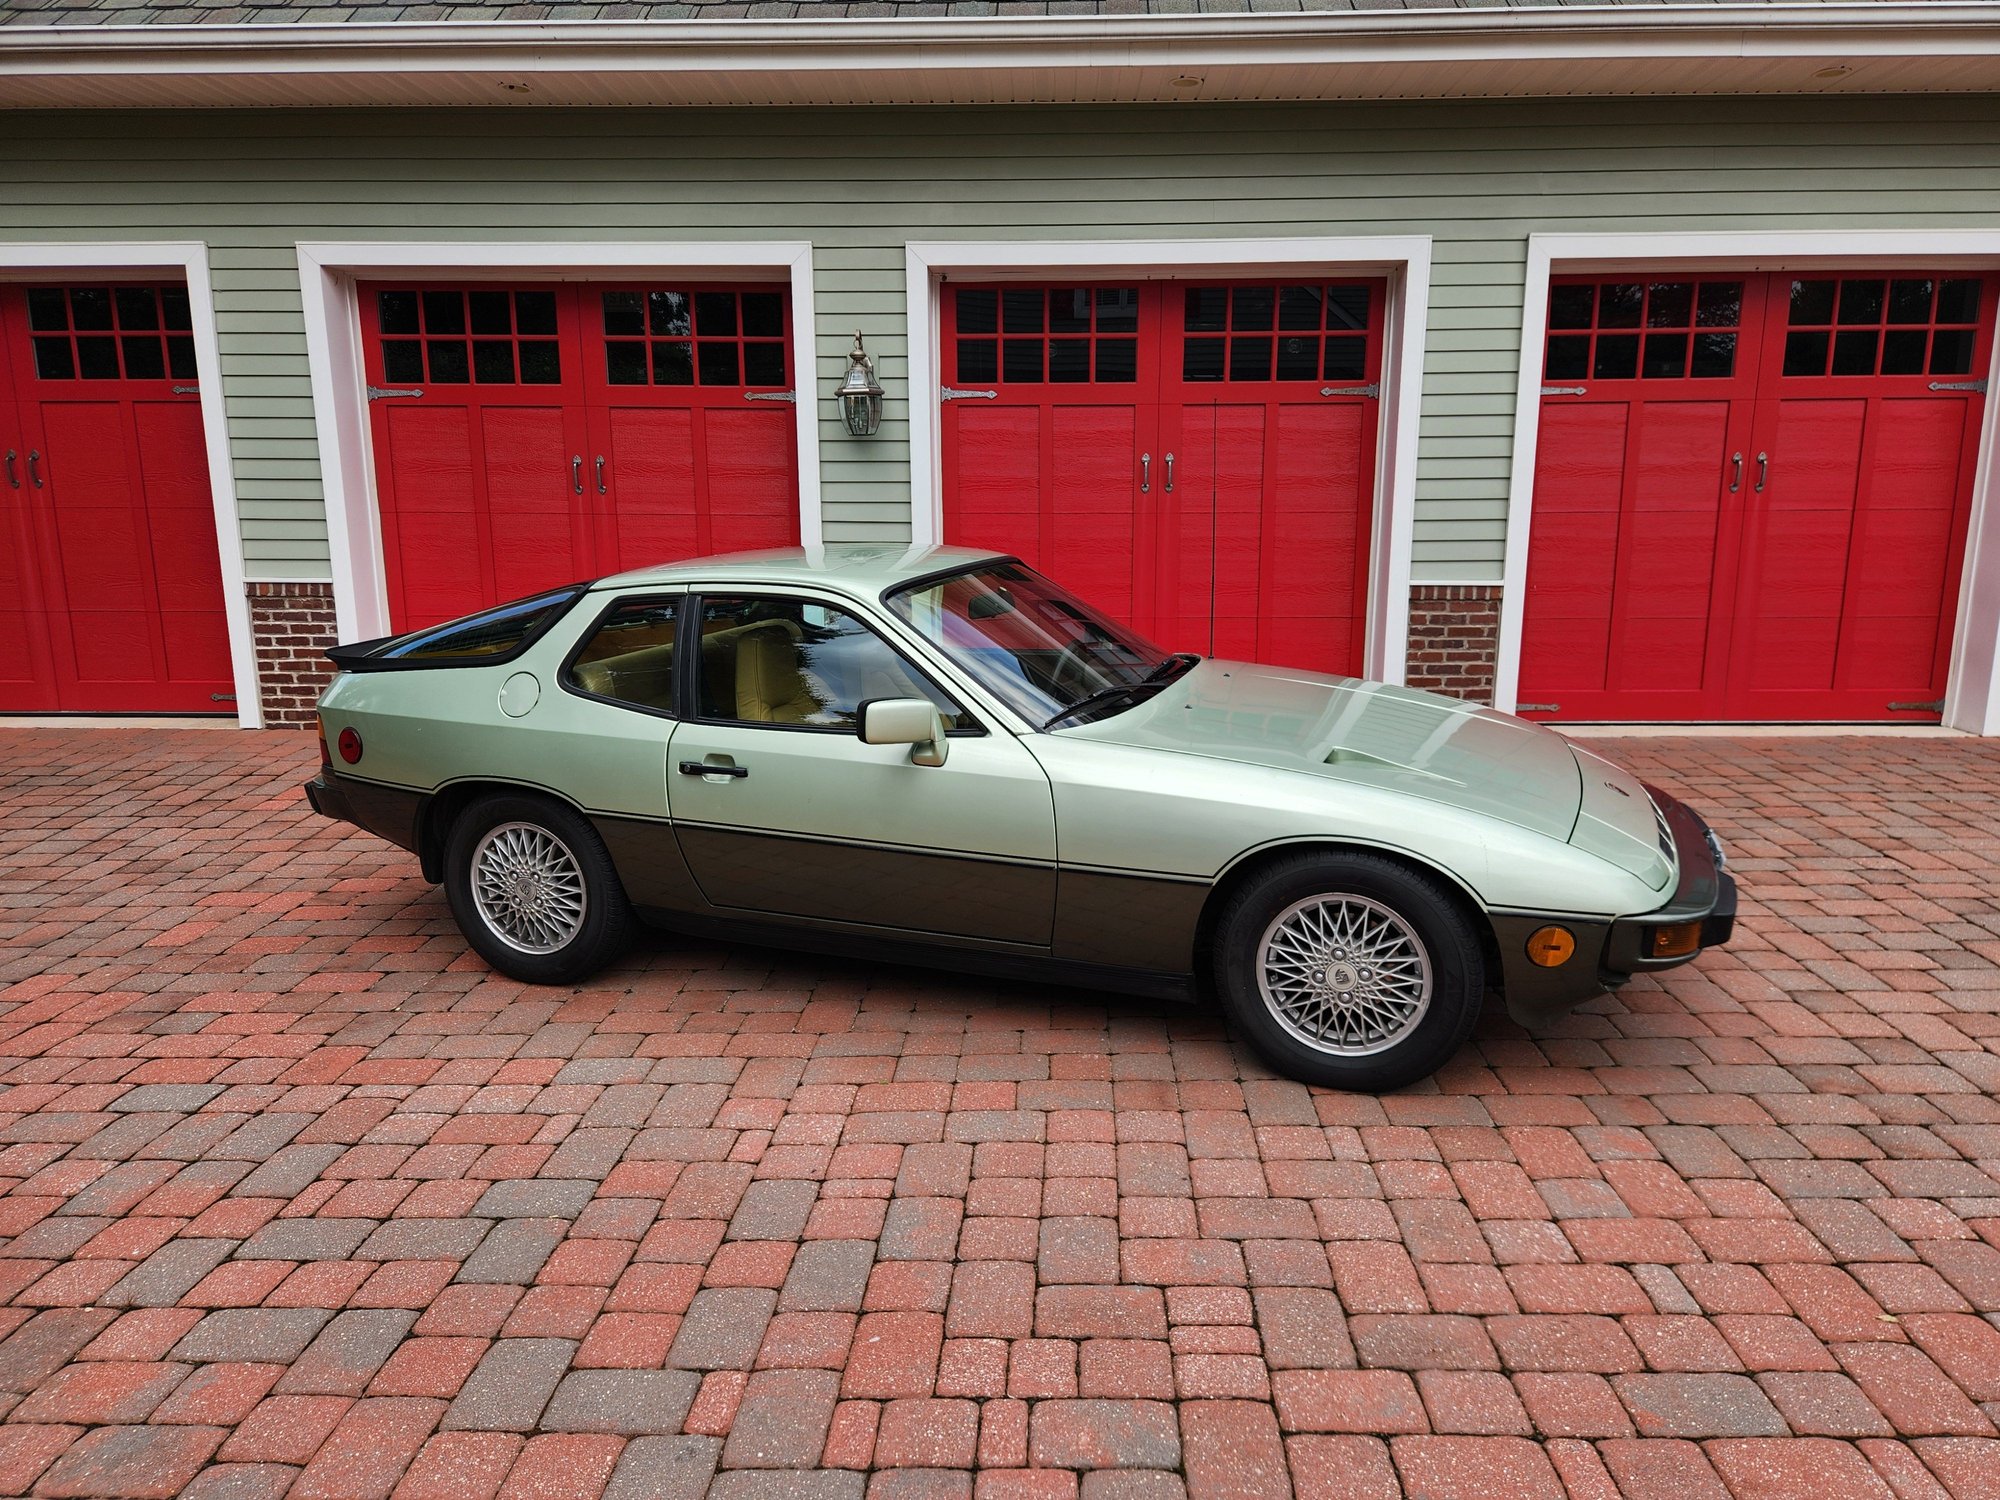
[440,1338,575,1432]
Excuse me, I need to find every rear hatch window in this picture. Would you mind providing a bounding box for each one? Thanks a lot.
[327,585,585,672]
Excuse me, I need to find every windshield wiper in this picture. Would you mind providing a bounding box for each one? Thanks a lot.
[1040,653,1202,731]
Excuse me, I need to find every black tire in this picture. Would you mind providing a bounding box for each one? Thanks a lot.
[442,792,635,984]
[1212,851,1485,1092]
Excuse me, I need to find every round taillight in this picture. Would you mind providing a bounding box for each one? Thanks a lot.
[337,727,363,764]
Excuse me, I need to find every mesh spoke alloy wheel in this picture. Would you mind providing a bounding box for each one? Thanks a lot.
[1255,893,1434,1057]
[470,821,590,955]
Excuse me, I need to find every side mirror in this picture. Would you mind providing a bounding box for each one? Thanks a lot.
[858,698,948,767]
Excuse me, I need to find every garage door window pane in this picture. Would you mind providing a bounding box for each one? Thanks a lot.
[648,292,692,337]
[1881,329,1928,375]
[1231,287,1275,331]
[744,343,787,386]
[121,336,165,381]
[427,341,469,384]
[1279,285,1322,331]
[1003,291,1044,334]
[70,288,113,331]
[1642,333,1688,379]
[698,343,740,386]
[32,337,74,380]
[1048,340,1090,382]
[76,337,120,380]
[473,340,515,384]
[1322,338,1366,382]
[1049,289,1092,334]
[1937,279,1981,324]
[1696,283,1742,327]
[1838,280,1885,324]
[1789,280,1836,325]
[1593,334,1639,381]
[1097,289,1140,332]
[1276,334,1318,381]
[167,337,197,381]
[1690,333,1736,379]
[1230,336,1272,382]
[1095,339,1137,382]
[382,340,424,383]
[1183,338,1224,383]
[1004,340,1043,383]
[957,339,998,383]
[469,291,513,336]
[568,598,680,714]
[653,341,694,385]
[695,293,736,338]
[741,293,785,338]
[1646,283,1693,328]
[1548,285,1594,330]
[956,290,998,334]
[515,292,558,335]
[1597,285,1644,328]
[26,287,68,331]
[518,342,561,384]
[1184,288,1227,333]
[422,291,465,334]
[1783,330,1830,377]
[1930,329,1976,376]
[1888,280,1935,324]
[115,288,159,331]
[1544,336,1590,381]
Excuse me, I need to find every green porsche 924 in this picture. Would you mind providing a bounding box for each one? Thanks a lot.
[306,546,1734,1092]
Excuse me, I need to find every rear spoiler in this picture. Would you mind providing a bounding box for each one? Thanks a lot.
[325,636,397,671]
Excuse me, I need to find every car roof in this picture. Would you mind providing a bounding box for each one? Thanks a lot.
[590,543,1011,596]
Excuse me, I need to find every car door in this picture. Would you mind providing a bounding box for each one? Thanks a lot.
[666,590,1058,946]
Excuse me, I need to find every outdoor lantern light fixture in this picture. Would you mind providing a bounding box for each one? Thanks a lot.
[837,330,885,437]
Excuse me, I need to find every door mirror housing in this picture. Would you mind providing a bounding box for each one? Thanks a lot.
[858,697,948,767]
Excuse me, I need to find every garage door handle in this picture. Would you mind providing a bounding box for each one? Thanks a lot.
[1164,452,1175,493]
[1729,452,1743,493]
[1754,452,1768,493]
[3,450,14,489]
[571,456,584,495]
[595,455,607,495]
[26,450,42,489]
[1140,453,1151,494]
[679,760,748,779]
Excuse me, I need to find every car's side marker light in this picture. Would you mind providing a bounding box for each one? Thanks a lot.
[1526,926,1576,967]
[1648,921,1701,959]
[337,728,363,765]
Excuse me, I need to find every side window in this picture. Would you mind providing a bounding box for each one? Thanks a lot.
[566,597,681,713]
[377,587,579,663]
[698,595,969,731]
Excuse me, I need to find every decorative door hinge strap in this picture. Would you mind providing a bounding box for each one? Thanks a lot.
[171,385,200,396]
[210,693,236,703]
[1542,385,1588,397]
[1321,383,1380,398]
[367,386,424,401]
[1887,699,1945,712]
[1515,703,1560,713]
[941,387,997,401]
[1929,379,1987,393]
[743,390,796,403]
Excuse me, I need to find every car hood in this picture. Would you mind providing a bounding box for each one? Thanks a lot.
[1063,659,1591,844]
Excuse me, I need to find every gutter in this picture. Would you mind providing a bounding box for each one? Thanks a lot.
[4,2,2000,101]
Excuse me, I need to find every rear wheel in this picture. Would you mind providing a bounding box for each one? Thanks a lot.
[1212,851,1484,1091]
[443,792,634,984]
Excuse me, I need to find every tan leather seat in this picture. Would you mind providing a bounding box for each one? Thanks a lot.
[574,641,677,709]
[735,627,824,723]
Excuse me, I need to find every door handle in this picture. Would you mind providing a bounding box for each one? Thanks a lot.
[595,455,607,495]
[1140,453,1151,494]
[1754,452,1768,493]
[1729,452,1743,493]
[27,450,42,489]
[571,456,584,495]
[679,759,748,779]
[1164,452,1175,493]
[3,450,15,490]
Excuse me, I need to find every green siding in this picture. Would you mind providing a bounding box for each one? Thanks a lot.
[3,95,1998,582]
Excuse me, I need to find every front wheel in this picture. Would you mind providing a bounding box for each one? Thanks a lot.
[1212,852,1485,1091]
[443,792,634,984]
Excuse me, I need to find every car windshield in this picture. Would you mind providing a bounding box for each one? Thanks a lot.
[886,561,1192,728]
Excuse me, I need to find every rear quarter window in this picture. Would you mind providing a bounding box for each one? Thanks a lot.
[346,587,584,670]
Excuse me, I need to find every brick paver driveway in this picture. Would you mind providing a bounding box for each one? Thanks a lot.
[2,728,1998,1500]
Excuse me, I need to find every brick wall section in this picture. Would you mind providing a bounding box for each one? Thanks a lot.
[1405,584,1502,703]
[247,582,338,728]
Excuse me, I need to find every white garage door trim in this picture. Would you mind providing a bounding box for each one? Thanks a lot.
[0,239,259,728]
[1498,229,2000,735]
[297,239,822,646]
[905,235,1433,686]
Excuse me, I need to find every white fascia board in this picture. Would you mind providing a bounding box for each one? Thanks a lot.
[7,5,2000,105]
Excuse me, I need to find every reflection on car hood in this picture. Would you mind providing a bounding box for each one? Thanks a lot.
[1062,659,1586,841]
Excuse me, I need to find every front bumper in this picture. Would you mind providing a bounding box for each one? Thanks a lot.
[1495,785,1737,1029]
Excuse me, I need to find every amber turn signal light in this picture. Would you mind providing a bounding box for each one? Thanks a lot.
[1525,925,1576,968]
[1648,921,1702,959]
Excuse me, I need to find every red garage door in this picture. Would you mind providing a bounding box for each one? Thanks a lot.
[1520,271,1994,722]
[362,283,799,632]
[0,284,234,714]
[941,280,1383,676]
